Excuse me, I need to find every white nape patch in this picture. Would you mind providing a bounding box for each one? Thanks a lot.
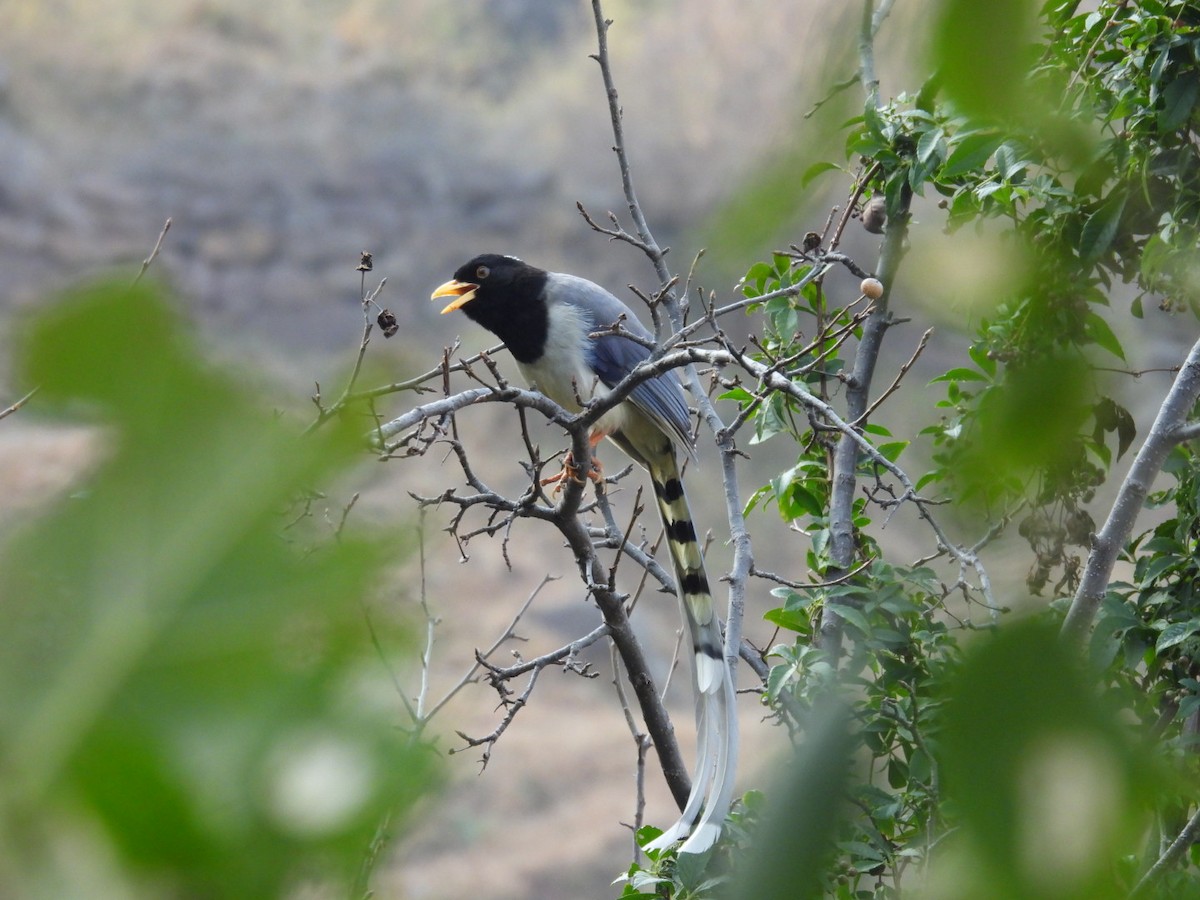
[518,301,630,435]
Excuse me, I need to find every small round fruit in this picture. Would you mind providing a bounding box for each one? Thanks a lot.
[860,278,884,299]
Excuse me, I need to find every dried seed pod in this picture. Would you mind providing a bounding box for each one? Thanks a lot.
[377,308,399,338]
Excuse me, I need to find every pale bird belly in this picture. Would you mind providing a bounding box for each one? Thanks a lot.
[517,357,630,439]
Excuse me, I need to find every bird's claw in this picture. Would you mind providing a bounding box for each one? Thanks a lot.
[541,452,604,494]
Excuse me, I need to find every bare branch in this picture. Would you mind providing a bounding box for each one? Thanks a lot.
[476,624,610,682]
[1062,337,1200,647]
[587,0,670,279]
[451,665,542,770]
[356,342,506,401]
[851,327,932,426]
[611,642,653,863]
[1130,804,1200,897]
[420,574,560,725]
[309,278,390,432]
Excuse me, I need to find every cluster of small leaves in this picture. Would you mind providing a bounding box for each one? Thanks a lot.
[733,253,851,456]
[736,257,908,521]
[841,2,1200,588]
[615,797,769,899]
[1045,0,1200,311]
[727,2,1200,896]
[764,561,958,897]
[1094,444,1200,769]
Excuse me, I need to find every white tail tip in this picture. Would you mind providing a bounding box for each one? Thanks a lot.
[643,821,692,853]
[695,652,723,694]
[678,822,721,855]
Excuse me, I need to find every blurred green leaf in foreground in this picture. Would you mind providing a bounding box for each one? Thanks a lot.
[0,281,432,898]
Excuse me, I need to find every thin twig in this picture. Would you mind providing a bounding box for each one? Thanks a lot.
[132,217,172,285]
[420,574,559,725]
[588,0,668,272]
[852,327,932,426]
[611,642,652,862]
[0,388,37,423]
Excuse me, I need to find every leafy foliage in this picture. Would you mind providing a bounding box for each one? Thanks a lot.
[0,282,433,897]
[620,0,1200,897]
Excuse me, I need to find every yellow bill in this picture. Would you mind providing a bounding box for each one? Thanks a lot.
[431,279,478,314]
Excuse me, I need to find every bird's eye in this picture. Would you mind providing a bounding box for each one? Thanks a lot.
[475,265,490,280]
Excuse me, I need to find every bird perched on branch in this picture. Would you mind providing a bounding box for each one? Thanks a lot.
[432,254,737,854]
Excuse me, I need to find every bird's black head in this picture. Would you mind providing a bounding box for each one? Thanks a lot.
[432,254,550,363]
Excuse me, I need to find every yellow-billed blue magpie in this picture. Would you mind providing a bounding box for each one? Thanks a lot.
[432,254,737,853]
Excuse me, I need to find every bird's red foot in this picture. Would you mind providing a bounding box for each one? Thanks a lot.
[541,452,604,493]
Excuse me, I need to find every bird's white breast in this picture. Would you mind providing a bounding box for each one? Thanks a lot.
[517,301,630,435]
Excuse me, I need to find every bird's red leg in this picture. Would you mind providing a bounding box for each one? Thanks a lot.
[541,430,606,492]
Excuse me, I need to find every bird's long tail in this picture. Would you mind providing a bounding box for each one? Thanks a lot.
[641,453,738,855]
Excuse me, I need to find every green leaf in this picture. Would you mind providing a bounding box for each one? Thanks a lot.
[941,131,1005,178]
[863,100,887,141]
[917,127,946,165]
[718,386,754,403]
[751,394,789,444]
[1083,311,1126,360]
[1157,621,1200,653]
[801,160,841,187]
[915,470,942,491]
[2,281,434,897]
[781,483,825,519]
[827,603,872,637]
[1079,192,1127,261]
[968,342,997,377]
[1158,73,1200,131]
[930,366,991,384]
[1140,553,1182,586]
[877,441,910,462]
[764,607,811,634]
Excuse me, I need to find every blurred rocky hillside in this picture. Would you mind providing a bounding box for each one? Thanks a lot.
[0,0,837,373]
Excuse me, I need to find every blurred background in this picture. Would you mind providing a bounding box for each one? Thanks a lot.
[0,0,855,359]
[4,2,1191,898]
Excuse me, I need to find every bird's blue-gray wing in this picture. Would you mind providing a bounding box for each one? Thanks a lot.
[545,272,693,451]
[590,331,693,450]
